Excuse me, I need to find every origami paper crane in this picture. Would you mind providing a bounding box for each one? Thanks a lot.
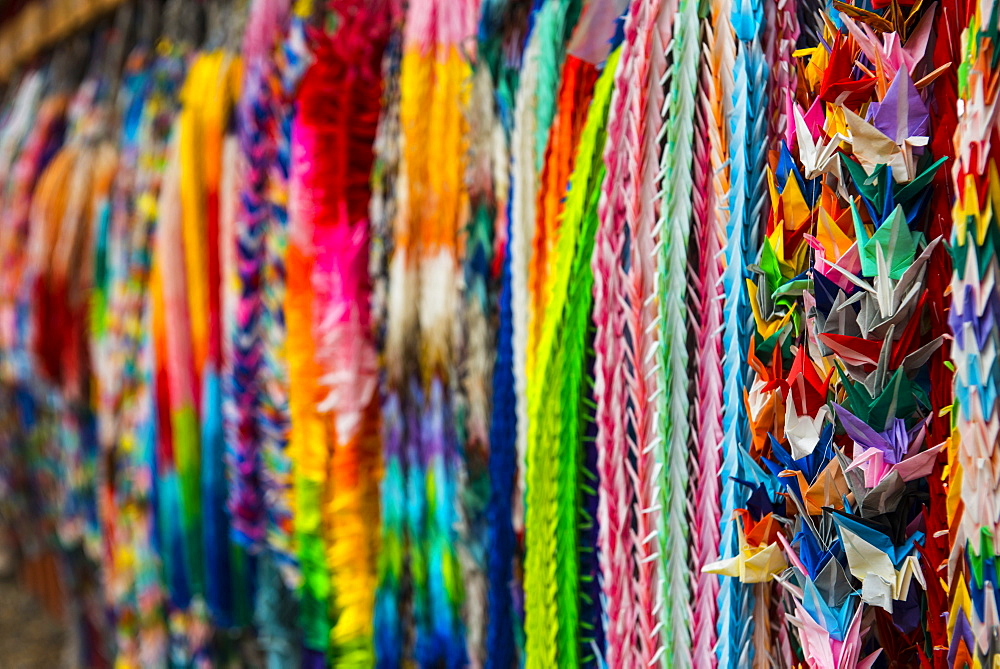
[785,595,882,669]
[785,397,832,460]
[779,457,852,516]
[819,33,879,108]
[826,237,940,342]
[852,203,920,281]
[830,510,927,613]
[794,103,849,181]
[776,545,855,639]
[837,5,936,85]
[868,69,929,145]
[834,403,942,479]
[703,538,789,583]
[843,106,925,183]
[807,206,857,291]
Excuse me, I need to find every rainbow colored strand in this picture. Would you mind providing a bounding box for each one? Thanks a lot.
[372,25,406,669]
[522,47,598,669]
[949,0,1000,663]
[179,50,245,628]
[374,0,428,659]
[148,57,190,612]
[299,3,390,662]
[287,57,331,657]
[543,47,618,667]
[375,0,478,665]
[512,5,582,576]
[134,38,240,661]
[415,1,477,663]
[91,42,178,665]
[368,16,407,669]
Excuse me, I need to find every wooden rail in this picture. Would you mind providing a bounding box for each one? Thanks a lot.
[0,0,128,81]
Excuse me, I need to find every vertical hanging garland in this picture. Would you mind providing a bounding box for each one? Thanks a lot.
[376,0,423,661]
[92,35,177,664]
[950,0,999,662]
[763,0,797,142]
[286,10,328,654]
[178,50,244,628]
[688,0,733,660]
[522,45,598,669]
[377,0,478,665]
[418,2,477,662]
[592,4,635,664]
[229,0,284,556]
[256,5,306,664]
[715,0,765,656]
[481,3,532,664]
[458,55,502,669]
[561,47,619,667]
[621,1,665,667]
[297,2,390,662]
[148,40,245,658]
[511,0,578,541]
[147,46,187,616]
[383,0,434,660]
[372,17,405,669]
[133,46,188,665]
[658,0,700,659]
[705,3,959,666]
